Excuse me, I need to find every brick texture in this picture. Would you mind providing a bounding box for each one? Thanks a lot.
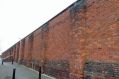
[2,0,119,79]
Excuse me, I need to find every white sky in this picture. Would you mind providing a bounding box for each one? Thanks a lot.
[0,0,76,54]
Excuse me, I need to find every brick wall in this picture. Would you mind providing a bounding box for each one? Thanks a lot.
[2,0,119,79]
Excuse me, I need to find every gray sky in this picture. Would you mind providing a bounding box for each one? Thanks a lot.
[0,0,76,54]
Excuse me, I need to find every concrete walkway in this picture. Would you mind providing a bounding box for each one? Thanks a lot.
[0,59,56,79]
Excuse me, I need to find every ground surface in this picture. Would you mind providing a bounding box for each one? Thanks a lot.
[0,58,55,79]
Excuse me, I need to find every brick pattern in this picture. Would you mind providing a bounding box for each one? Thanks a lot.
[2,0,119,79]
[84,61,119,79]
[44,60,70,79]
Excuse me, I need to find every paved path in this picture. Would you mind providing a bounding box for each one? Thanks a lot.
[0,59,55,79]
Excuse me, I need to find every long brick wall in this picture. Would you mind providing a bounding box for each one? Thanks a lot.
[2,0,119,79]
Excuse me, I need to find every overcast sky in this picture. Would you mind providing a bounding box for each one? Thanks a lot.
[0,0,76,54]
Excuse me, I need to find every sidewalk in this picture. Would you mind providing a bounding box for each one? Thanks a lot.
[0,59,56,79]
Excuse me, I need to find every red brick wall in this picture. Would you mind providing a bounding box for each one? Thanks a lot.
[18,39,25,64]
[43,9,71,79]
[2,0,119,79]
[86,0,119,62]
[69,0,119,79]
[84,0,119,79]
[24,36,29,62]
[32,28,44,70]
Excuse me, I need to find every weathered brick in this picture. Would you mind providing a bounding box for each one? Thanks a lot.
[2,0,119,79]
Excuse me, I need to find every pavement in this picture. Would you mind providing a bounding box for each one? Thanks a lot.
[0,58,56,79]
